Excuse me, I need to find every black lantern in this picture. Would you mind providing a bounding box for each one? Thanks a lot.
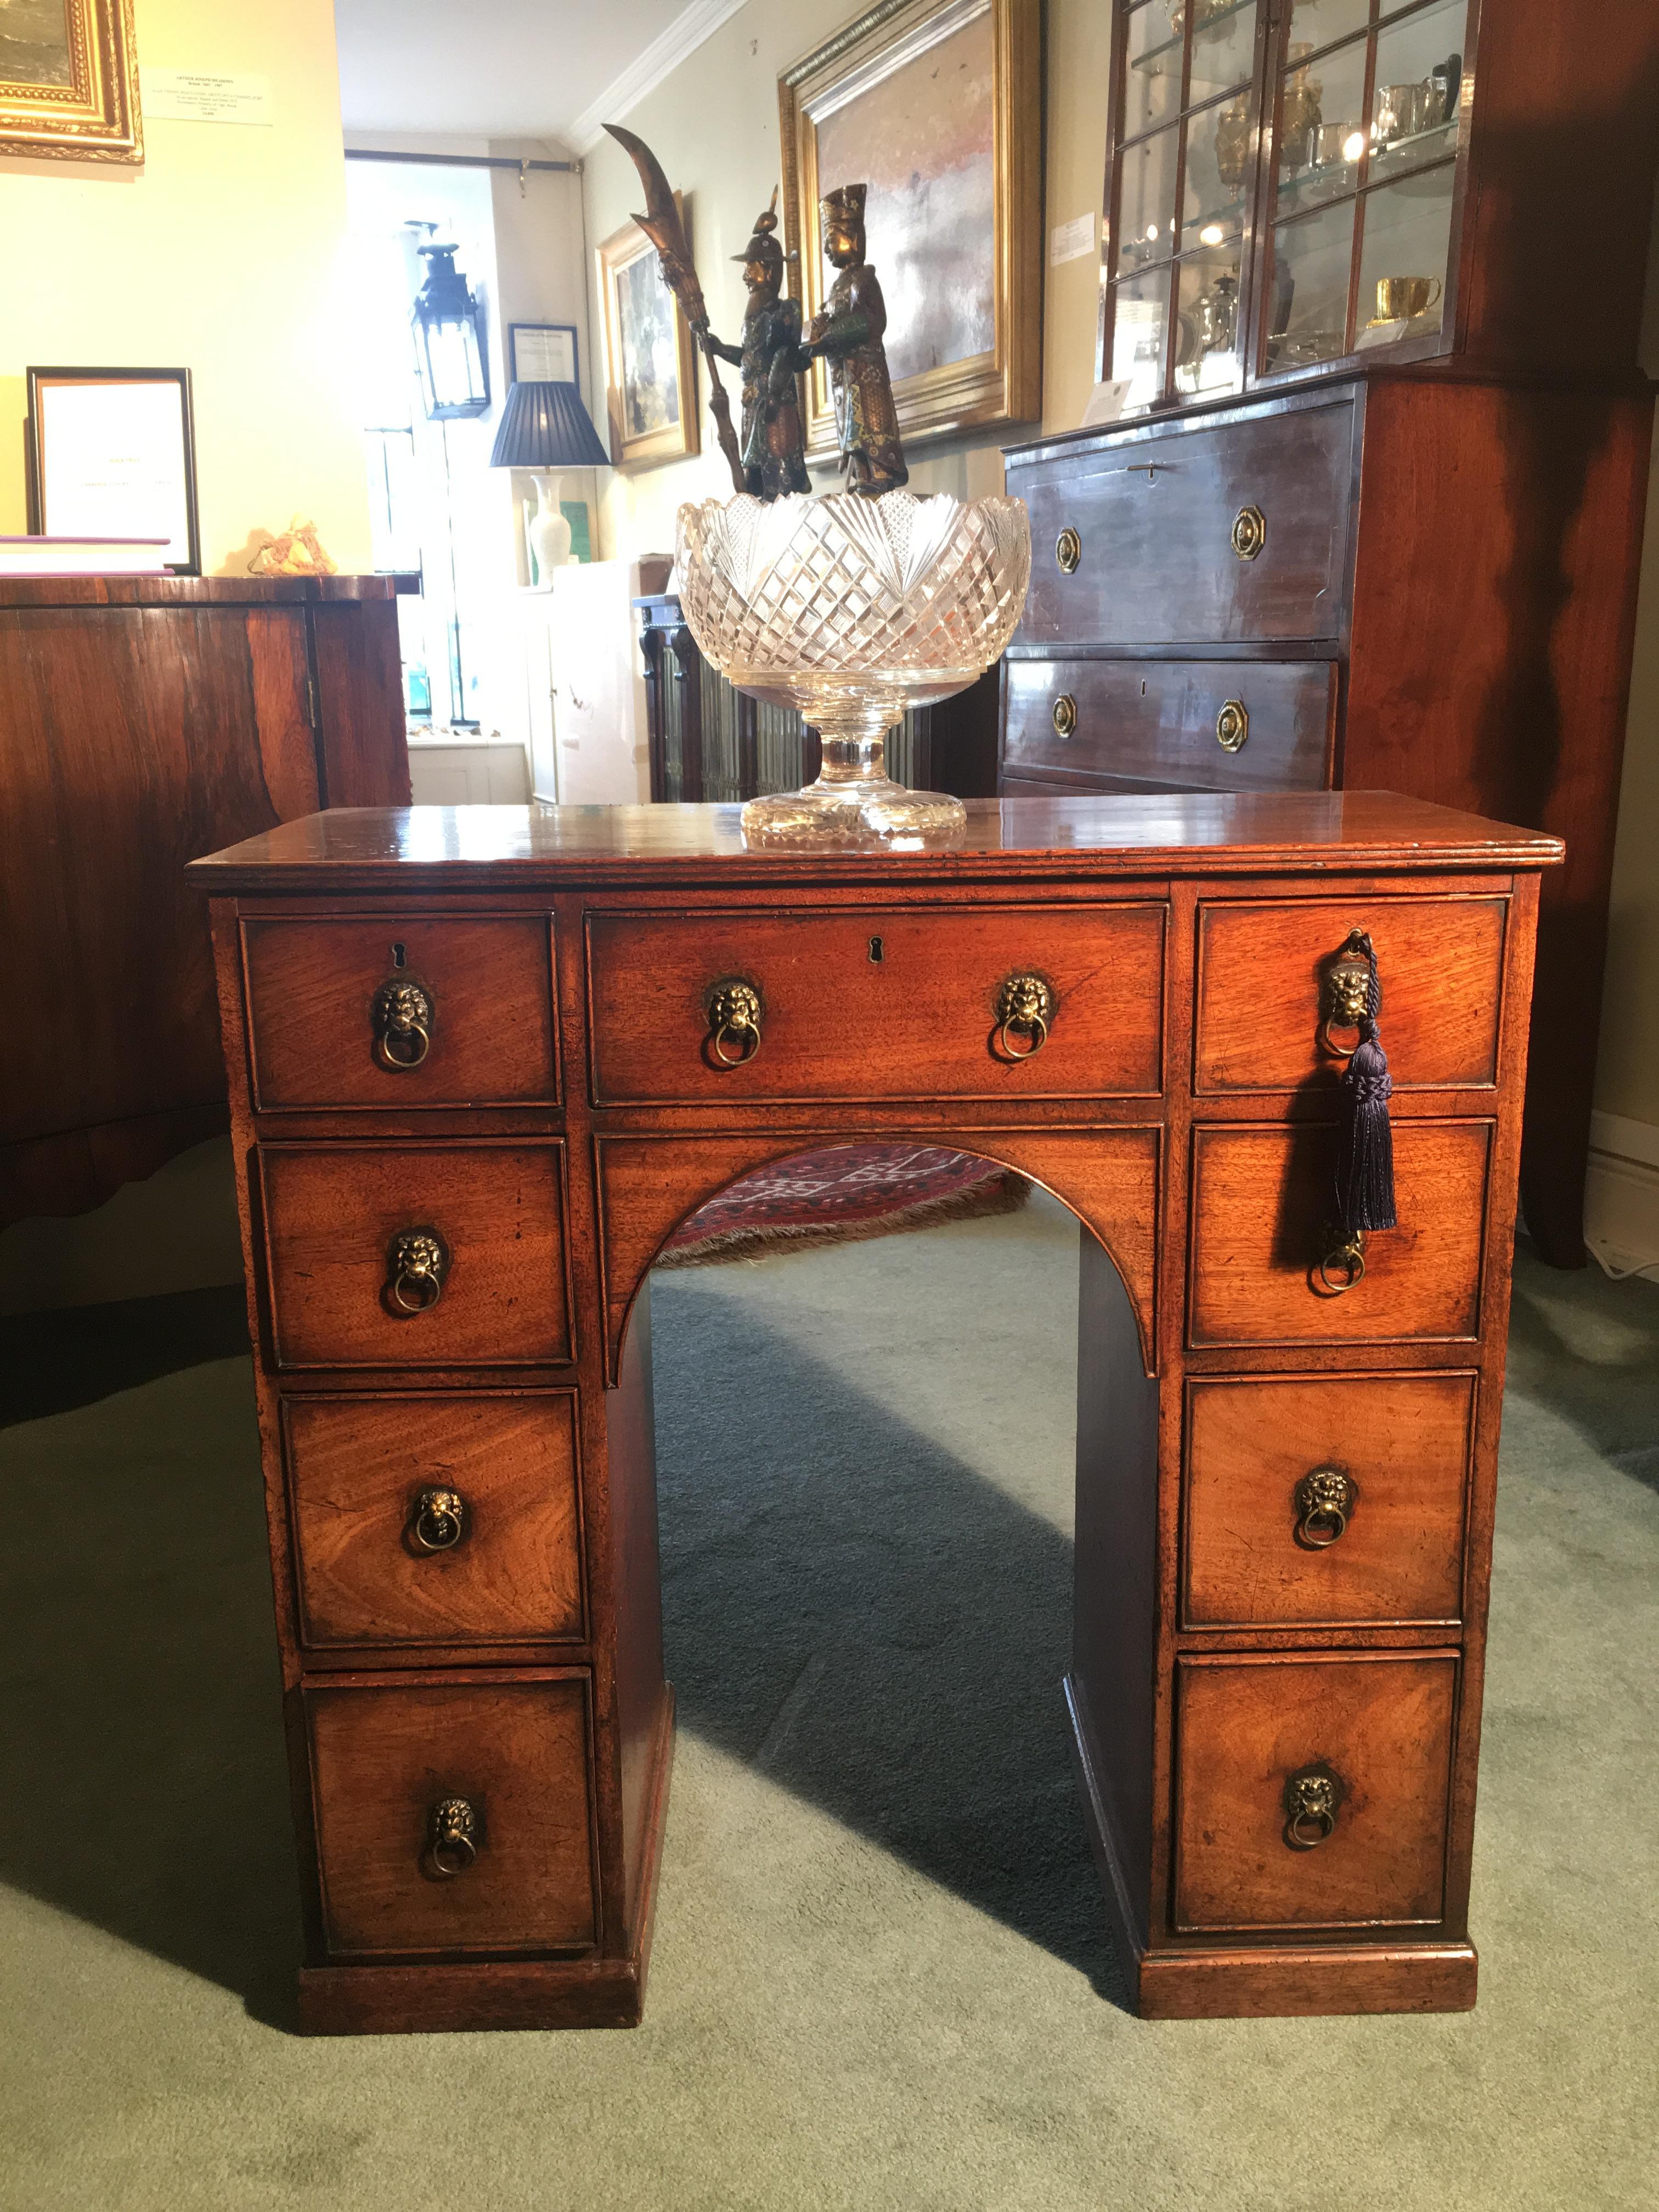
[410,241,490,420]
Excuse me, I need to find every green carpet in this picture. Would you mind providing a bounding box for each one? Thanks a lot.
[2,1194,1654,2211]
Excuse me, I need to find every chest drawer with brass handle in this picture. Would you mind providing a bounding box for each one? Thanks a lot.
[584,904,1166,1103]
[1003,659,1334,793]
[242,916,558,1109]
[1182,1373,1474,1629]
[258,1141,572,1370]
[283,1391,584,1651]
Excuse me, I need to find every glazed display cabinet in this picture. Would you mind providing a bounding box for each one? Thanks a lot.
[1000,0,1658,1267]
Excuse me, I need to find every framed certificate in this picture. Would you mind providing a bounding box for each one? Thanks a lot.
[507,322,580,391]
[27,368,200,574]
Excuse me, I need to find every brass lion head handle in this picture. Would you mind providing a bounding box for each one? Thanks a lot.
[426,1796,478,1877]
[411,1486,466,1552]
[1320,939,1376,1059]
[387,1228,449,1315]
[995,973,1054,1061]
[1284,1767,1342,1850]
[706,978,763,1067]
[372,976,435,1070]
[1294,1466,1353,1547]
[1317,1228,1365,1294]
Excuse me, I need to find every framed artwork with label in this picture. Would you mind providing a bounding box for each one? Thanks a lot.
[596,200,700,469]
[0,0,142,162]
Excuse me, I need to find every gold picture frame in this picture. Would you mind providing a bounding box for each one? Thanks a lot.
[596,197,701,470]
[0,0,142,165]
[778,0,1040,460]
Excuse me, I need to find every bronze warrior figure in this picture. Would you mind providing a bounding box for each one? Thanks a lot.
[805,182,907,496]
[703,196,811,500]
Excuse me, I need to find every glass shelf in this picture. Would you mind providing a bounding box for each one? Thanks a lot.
[1278,119,1457,209]
[1130,0,1259,77]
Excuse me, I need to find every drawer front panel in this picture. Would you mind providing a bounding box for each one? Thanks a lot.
[586,905,1166,1103]
[244,917,557,1109]
[285,1392,584,1649]
[1004,658,1333,792]
[1195,896,1507,1093]
[1015,400,1355,647]
[1174,1655,1457,1931]
[260,1143,571,1370]
[1187,1122,1491,1348]
[1183,1374,1475,1628]
[306,1676,597,1956]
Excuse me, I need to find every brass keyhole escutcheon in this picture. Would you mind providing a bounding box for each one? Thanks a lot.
[1055,525,1082,574]
[994,973,1054,1061]
[705,978,763,1067]
[372,975,434,1070]
[1215,698,1249,753]
[387,1227,449,1315]
[426,1796,478,1877]
[411,1486,466,1553]
[1052,692,1078,738]
[1231,504,1266,560]
[1294,1466,1353,1547]
[1283,1768,1341,1850]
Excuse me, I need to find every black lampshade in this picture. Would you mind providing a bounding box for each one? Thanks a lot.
[489,380,610,469]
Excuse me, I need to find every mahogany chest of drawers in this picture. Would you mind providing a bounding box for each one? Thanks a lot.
[190,793,1558,2033]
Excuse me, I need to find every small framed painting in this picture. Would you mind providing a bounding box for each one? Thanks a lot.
[0,0,142,163]
[597,200,700,469]
[27,367,200,574]
[508,321,580,391]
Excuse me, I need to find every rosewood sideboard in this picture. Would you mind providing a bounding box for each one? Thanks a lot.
[0,573,413,1231]
[188,793,1559,2033]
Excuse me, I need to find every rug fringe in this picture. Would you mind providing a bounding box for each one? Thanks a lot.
[656,1171,1031,1269]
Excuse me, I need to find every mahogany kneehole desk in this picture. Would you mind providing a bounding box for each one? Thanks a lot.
[188,793,1560,2035]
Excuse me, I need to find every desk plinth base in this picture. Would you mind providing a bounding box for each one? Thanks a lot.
[1064,1672,1478,2022]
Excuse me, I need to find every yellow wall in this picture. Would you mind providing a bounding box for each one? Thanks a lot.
[582,0,1109,558]
[0,0,371,574]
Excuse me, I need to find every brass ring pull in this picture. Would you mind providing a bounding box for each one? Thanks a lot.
[1294,1467,1353,1548]
[1231,504,1266,560]
[1319,1015,1363,1059]
[411,1486,466,1552]
[1317,1231,1366,1294]
[1319,946,1373,1059]
[1051,692,1077,738]
[427,1796,478,1877]
[1215,698,1249,753]
[371,977,435,1070]
[1055,525,1081,574]
[1284,1769,1340,1850]
[995,974,1054,1062]
[706,979,763,1067]
[387,1228,448,1314]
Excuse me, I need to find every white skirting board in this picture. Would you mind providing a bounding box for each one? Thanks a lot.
[1584,1111,1659,1280]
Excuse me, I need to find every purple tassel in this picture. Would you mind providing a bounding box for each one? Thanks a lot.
[1333,933,1397,1235]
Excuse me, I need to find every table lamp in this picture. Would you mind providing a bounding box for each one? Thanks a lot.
[489,380,610,587]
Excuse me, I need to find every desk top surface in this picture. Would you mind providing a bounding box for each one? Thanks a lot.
[190,792,1562,894]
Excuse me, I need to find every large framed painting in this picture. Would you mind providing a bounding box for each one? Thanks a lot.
[0,0,142,163]
[597,199,701,470]
[778,0,1040,458]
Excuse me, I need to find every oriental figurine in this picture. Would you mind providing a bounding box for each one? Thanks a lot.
[703,198,811,500]
[804,182,907,496]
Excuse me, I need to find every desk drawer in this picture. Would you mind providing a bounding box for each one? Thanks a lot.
[306,1675,597,1957]
[260,1142,571,1370]
[1183,1374,1474,1629]
[1195,897,1508,1094]
[1174,1654,1457,1931]
[585,904,1166,1103]
[1187,1122,1491,1348]
[1014,399,1355,648]
[1004,659,1333,792]
[284,1392,584,1650]
[243,916,557,1109]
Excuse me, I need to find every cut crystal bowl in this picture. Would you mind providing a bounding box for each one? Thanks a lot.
[675,489,1031,845]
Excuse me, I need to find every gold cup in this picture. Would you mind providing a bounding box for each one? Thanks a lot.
[1374,274,1442,322]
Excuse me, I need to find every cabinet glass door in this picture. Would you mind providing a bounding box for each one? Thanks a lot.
[1262,0,1467,374]
[1106,0,1263,410]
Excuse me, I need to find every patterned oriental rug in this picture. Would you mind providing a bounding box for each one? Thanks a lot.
[656,1143,1030,1268]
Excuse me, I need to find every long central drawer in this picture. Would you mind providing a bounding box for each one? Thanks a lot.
[585,904,1167,1103]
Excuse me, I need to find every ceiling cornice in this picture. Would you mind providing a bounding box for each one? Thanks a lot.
[567,0,751,154]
